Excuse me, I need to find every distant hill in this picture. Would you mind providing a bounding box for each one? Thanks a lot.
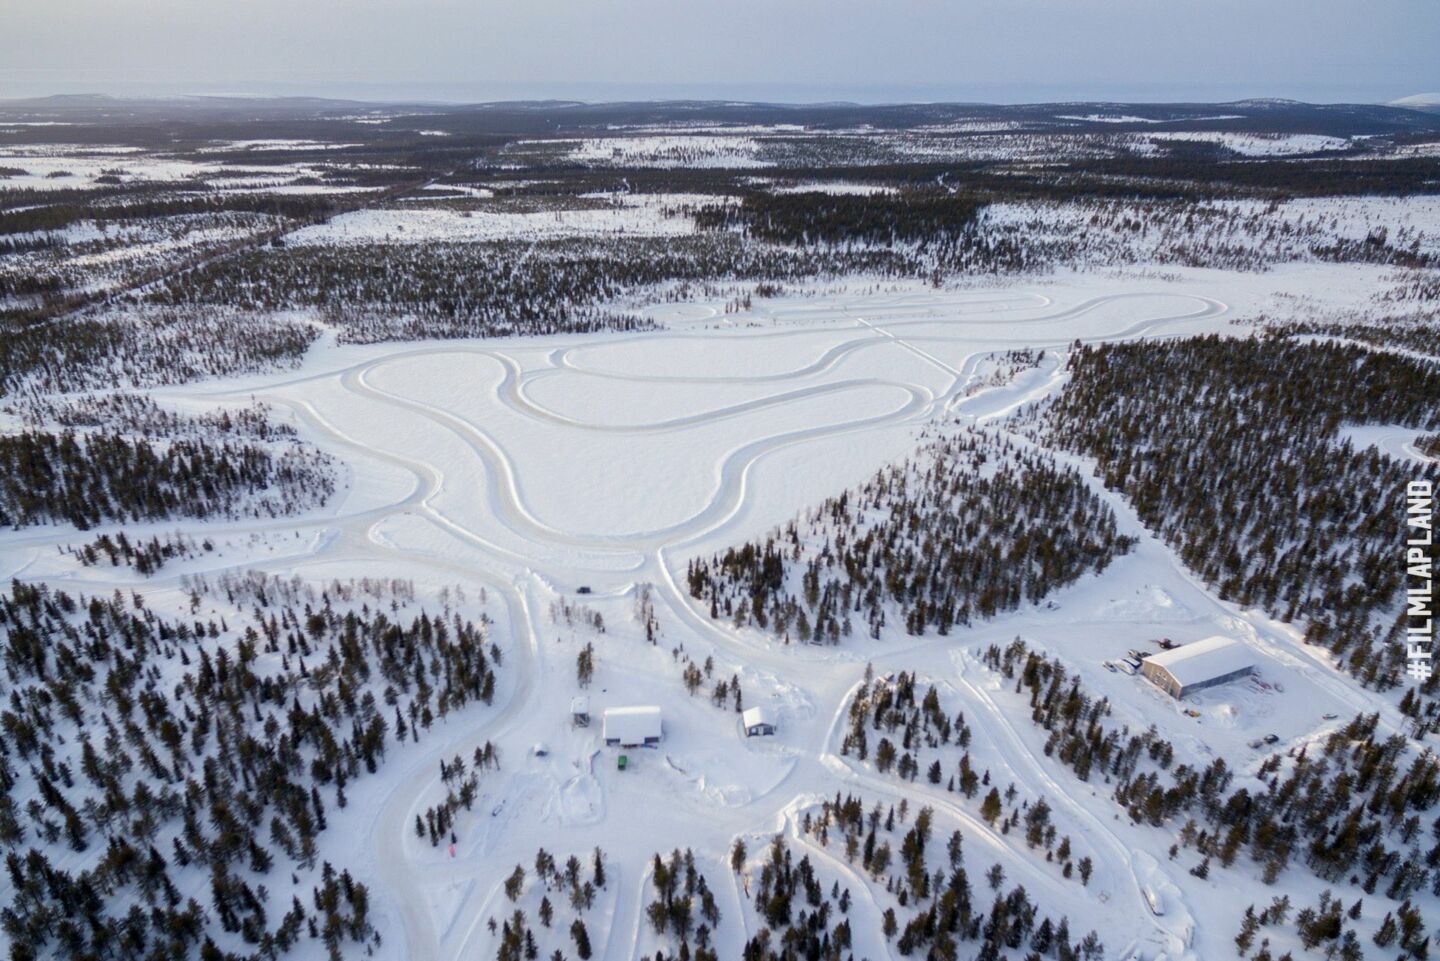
[1391,93,1440,105]
[1390,93,1440,113]
[3,95,1440,139]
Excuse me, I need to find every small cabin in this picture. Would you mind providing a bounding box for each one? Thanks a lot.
[603,706,662,747]
[741,706,776,738]
[570,696,591,728]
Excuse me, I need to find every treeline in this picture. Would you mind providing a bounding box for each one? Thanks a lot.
[0,147,423,326]
[0,233,63,257]
[981,197,1439,274]
[0,308,318,397]
[694,190,985,248]
[1256,312,1440,360]
[475,152,1440,205]
[1075,155,1440,198]
[71,530,212,575]
[6,394,296,442]
[0,576,501,959]
[0,191,340,237]
[1383,270,1440,304]
[687,430,1134,644]
[0,209,281,312]
[1037,336,1440,707]
[144,233,921,343]
[0,429,334,529]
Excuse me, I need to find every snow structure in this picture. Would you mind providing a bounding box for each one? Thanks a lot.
[602,705,662,747]
[741,706,776,737]
[1139,634,1256,698]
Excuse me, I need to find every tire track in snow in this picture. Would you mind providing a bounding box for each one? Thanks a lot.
[0,283,1253,961]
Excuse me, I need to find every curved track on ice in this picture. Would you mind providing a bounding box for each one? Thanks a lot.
[2,288,1236,961]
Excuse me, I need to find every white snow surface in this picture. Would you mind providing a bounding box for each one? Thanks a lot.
[1141,131,1352,156]
[287,193,708,245]
[514,135,771,168]
[0,144,385,194]
[1,262,1430,961]
[769,180,898,196]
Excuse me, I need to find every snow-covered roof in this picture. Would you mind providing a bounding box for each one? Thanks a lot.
[742,706,775,729]
[570,695,590,715]
[1145,635,1254,686]
[602,705,662,743]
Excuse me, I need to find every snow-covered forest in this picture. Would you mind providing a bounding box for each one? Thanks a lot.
[1,96,1438,961]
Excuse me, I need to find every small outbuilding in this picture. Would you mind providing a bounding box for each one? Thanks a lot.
[570,696,591,728]
[741,706,776,737]
[602,706,662,747]
[1140,635,1256,699]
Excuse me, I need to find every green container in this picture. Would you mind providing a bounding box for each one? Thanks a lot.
[617,755,628,771]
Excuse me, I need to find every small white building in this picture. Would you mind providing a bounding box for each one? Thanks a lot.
[570,696,591,728]
[741,706,776,737]
[603,706,662,747]
[1140,635,1256,699]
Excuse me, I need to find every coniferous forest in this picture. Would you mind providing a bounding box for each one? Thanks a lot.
[0,576,500,960]
[686,430,1135,644]
[0,430,334,530]
[1034,337,1440,703]
[973,640,1440,931]
[3,96,1439,961]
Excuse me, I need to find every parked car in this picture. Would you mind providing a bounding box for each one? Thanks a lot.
[1263,733,1280,745]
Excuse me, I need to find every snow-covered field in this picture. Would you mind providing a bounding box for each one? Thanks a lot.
[1139,131,1353,156]
[0,143,389,193]
[980,195,1440,263]
[287,193,710,245]
[511,135,772,168]
[2,259,1426,961]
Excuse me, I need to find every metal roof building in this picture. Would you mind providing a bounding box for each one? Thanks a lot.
[602,706,662,747]
[1140,635,1256,699]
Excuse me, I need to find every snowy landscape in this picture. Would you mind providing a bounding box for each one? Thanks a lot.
[0,95,1438,961]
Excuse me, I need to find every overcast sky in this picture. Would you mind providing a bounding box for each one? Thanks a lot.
[3,0,1437,104]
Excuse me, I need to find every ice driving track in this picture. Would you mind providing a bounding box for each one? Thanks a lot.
[6,288,1234,961]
